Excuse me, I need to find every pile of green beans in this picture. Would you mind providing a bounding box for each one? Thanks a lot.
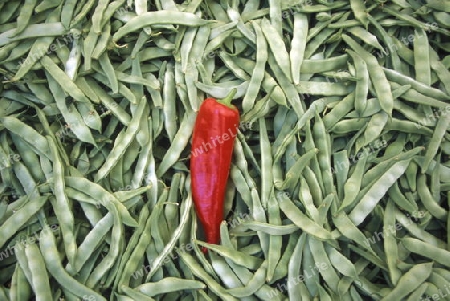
[0,0,450,300]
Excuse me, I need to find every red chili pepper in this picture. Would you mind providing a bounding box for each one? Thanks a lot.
[190,89,239,249]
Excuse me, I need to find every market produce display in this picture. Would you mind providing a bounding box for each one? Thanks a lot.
[0,0,450,300]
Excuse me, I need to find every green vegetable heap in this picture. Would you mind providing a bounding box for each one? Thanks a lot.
[0,0,449,300]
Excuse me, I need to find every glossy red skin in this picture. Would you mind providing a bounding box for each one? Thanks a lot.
[190,98,240,246]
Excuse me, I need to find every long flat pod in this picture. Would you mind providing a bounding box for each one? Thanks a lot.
[380,262,433,301]
[349,159,411,226]
[278,192,333,240]
[290,13,308,85]
[96,96,147,181]
[46,71,96,146]
[0,196,48,249]
[342,34,394,116]
[113,11,211,41]
[39,226,107,301]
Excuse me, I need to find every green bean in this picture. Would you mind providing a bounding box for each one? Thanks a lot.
[367,15,402,71]
[14,240,33,287]
[382,200,401,286]
[403,236,450,269]
[209,251,246,293]
[197,240,263,270]
[296,80,354,96]
[331,149,350,200]
[285,233,305,299]
[69,179,136,228]
[339,153,368,211]
[383,68,449,101]
[39,225,107,301]
[268,0,282,34]
[387,183,418,214]
[261,18,292,82]
[429,47,450,94]
[13,160,40,200]
[434,268,450,283]
[332,212,378,256]
[40,55,93,104]
[120,285,156,301]
[232,220,298,236]
[120,202,160,289]
[11,134,45,183]
[89,80,131,124]
[241,89,275,124]
[323,92,355,130]
[145,193,191,281]
[75,247,105,287]
[60,0,77,28]
[227,262,266,298]
[34,0,60,12]
[3,39,33,63]
[0,196,47,249]
[1,20,64,45]
[14,30,58,78]
[299,178,320,222]
[14,0,37,35]
[380,262,433,301]
[279,149,318,191]
[391,81,449,109]
[383,6,450,35]
[422,112,450,173]
[343,34,393,116]
[350,0,368,27]
[2,121,51,164]
[241,21,267,113]
[347,27,384,51]
[10,263,32,301]
[304,27,335,59]
[112,206,149,291]
[309,236,340,292]
[234,56,287,107]
[413,28,432,86]
[266,194,281,282]
[290,13,308,85]
[362,146,424,188]
[179,27,196,72]
[162,62,177,142]
[47,73,96,146]
[46,137,77,265]
[66,214,111,275]
[137,277,205,297]
[96,96,146,181]
[99,52,119,93]
[356,111,388,151]
[406,283,428,301]
[278,192,333,240]
[249,187,269,256]
[113,11,211,41]
[86,212,122,288]
[349,159,411,226]
[227,8,256,44]
[156,112,196,177]
[417,173,447,220]
[300,54,348,74]
[178,250,238,301]
[387,118,434,135]
[258,118,273,208]
[24,242,52,301]
[347,50,369,116]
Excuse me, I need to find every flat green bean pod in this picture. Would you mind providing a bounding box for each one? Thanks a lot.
[113,11,212,41]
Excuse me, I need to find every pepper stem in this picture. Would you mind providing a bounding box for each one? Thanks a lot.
[217,88,237,108]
